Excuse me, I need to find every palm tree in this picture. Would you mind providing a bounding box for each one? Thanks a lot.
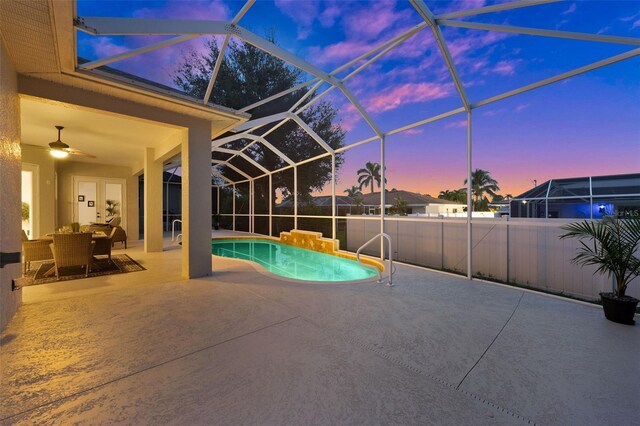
[439,189,467,204]
[357,162,386,194]
[344,185,362,197]
[464,169,500,210]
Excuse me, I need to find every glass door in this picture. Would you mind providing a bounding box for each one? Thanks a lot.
[73,176,126,229]
[21,164,39,238]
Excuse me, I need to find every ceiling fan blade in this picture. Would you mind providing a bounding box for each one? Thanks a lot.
[66,148,96,159]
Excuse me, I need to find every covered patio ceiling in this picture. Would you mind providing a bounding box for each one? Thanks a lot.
[20,95,184,172]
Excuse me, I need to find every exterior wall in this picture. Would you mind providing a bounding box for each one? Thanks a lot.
[20,144,56,236]
[0,38,23,330]
[56,161,139,241]
[346,216,639,301]
[424,203,465,215]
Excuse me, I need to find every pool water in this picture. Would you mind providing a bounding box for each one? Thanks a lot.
[212,239,379,282]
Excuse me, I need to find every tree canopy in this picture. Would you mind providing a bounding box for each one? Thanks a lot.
[357,161,386,194]
[174,35,345,212]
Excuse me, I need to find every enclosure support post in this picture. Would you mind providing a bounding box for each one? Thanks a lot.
[331,154,336,240]
[269,173,273,236]
[380,136,386,260]
[232,184,236,232]
[249,179,253,233]
[466,110,473,280]
[294,166,298,230]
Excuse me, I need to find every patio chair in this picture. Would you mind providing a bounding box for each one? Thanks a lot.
[22,233,54,273]
[92,227,117,262]
[49,233,95,280]
[86,216,127,248]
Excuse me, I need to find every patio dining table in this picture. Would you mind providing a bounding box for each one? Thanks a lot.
[40,232,110,277]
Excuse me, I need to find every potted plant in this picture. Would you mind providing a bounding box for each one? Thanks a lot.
[560,215,640,325]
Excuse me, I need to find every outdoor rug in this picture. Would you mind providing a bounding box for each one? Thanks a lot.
[20,254,145,286]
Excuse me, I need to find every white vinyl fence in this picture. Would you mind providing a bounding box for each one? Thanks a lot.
[345,216,640,301]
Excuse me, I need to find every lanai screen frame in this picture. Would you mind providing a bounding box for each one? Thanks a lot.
[75,0,640,279]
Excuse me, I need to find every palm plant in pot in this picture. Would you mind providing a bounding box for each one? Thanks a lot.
[560,215,640,325]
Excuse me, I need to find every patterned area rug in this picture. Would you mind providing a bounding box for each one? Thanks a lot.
[21,254,145,286]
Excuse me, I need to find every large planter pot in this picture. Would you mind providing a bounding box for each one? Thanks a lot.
[599,292,639,325]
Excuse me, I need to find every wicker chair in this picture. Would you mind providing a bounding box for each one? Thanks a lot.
[22,232,54,273]
[92,227,117,262]
[85,216,127,248]
[49,233,96,280]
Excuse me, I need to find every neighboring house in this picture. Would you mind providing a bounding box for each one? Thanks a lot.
[510,173,640,219]
[275,195,357,216]
[360,190,466,216]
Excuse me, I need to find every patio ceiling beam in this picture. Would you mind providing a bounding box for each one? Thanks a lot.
[212,159,252,180]
[472,48,640,109]
[215,147,270,174]
[288,113,334,154]
[76,17,229,35]
[438,20,640,46]
[436,0,559,20]
[79,35,196,70]
[409,0,471,111]
[202,0,255,105]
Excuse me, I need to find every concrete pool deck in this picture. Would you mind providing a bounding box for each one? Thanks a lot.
[1,232,639,425]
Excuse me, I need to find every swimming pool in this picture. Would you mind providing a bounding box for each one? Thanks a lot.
[212,239,380,282]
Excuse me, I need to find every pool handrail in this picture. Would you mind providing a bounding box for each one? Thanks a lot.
[356,233,394,286]
[172,219,182,243]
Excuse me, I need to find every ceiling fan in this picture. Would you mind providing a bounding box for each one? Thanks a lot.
[48,125,96,159]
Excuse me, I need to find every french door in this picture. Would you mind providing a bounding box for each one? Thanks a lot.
[73,176,126,228]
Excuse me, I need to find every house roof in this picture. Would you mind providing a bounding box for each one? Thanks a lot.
[513,173,640,200]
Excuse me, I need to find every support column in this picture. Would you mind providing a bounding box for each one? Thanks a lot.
[144,147,163,253]
[466,110,473,280]
[181,124,212,278]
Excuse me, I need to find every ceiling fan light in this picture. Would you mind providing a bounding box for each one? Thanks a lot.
[50,149,69,158]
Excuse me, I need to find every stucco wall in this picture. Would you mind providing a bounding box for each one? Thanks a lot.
[56,161,139,241]
[0,38,23,330]
[20,144,57,236]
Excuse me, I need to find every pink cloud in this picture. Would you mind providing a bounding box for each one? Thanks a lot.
[444,119,467,129]
[274,0,320,40]
[319,3,341,28]
[342,0,412,41]
[337,102,362,132]
[492,60,517,75]
[366,82,453,113]
[515,103,530,112]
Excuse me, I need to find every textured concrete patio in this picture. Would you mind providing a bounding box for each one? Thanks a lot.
[1,234,639,425]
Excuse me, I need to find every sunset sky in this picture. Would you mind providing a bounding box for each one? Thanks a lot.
[77,0,640,197]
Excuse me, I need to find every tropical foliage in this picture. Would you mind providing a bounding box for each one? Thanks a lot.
[344,185,362,197]
[464,169,500,211]
[357,162,386,194]
[21,202,30,222]
[560,216,640,297]
[438,189,467,204]
[389,194,408,216]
